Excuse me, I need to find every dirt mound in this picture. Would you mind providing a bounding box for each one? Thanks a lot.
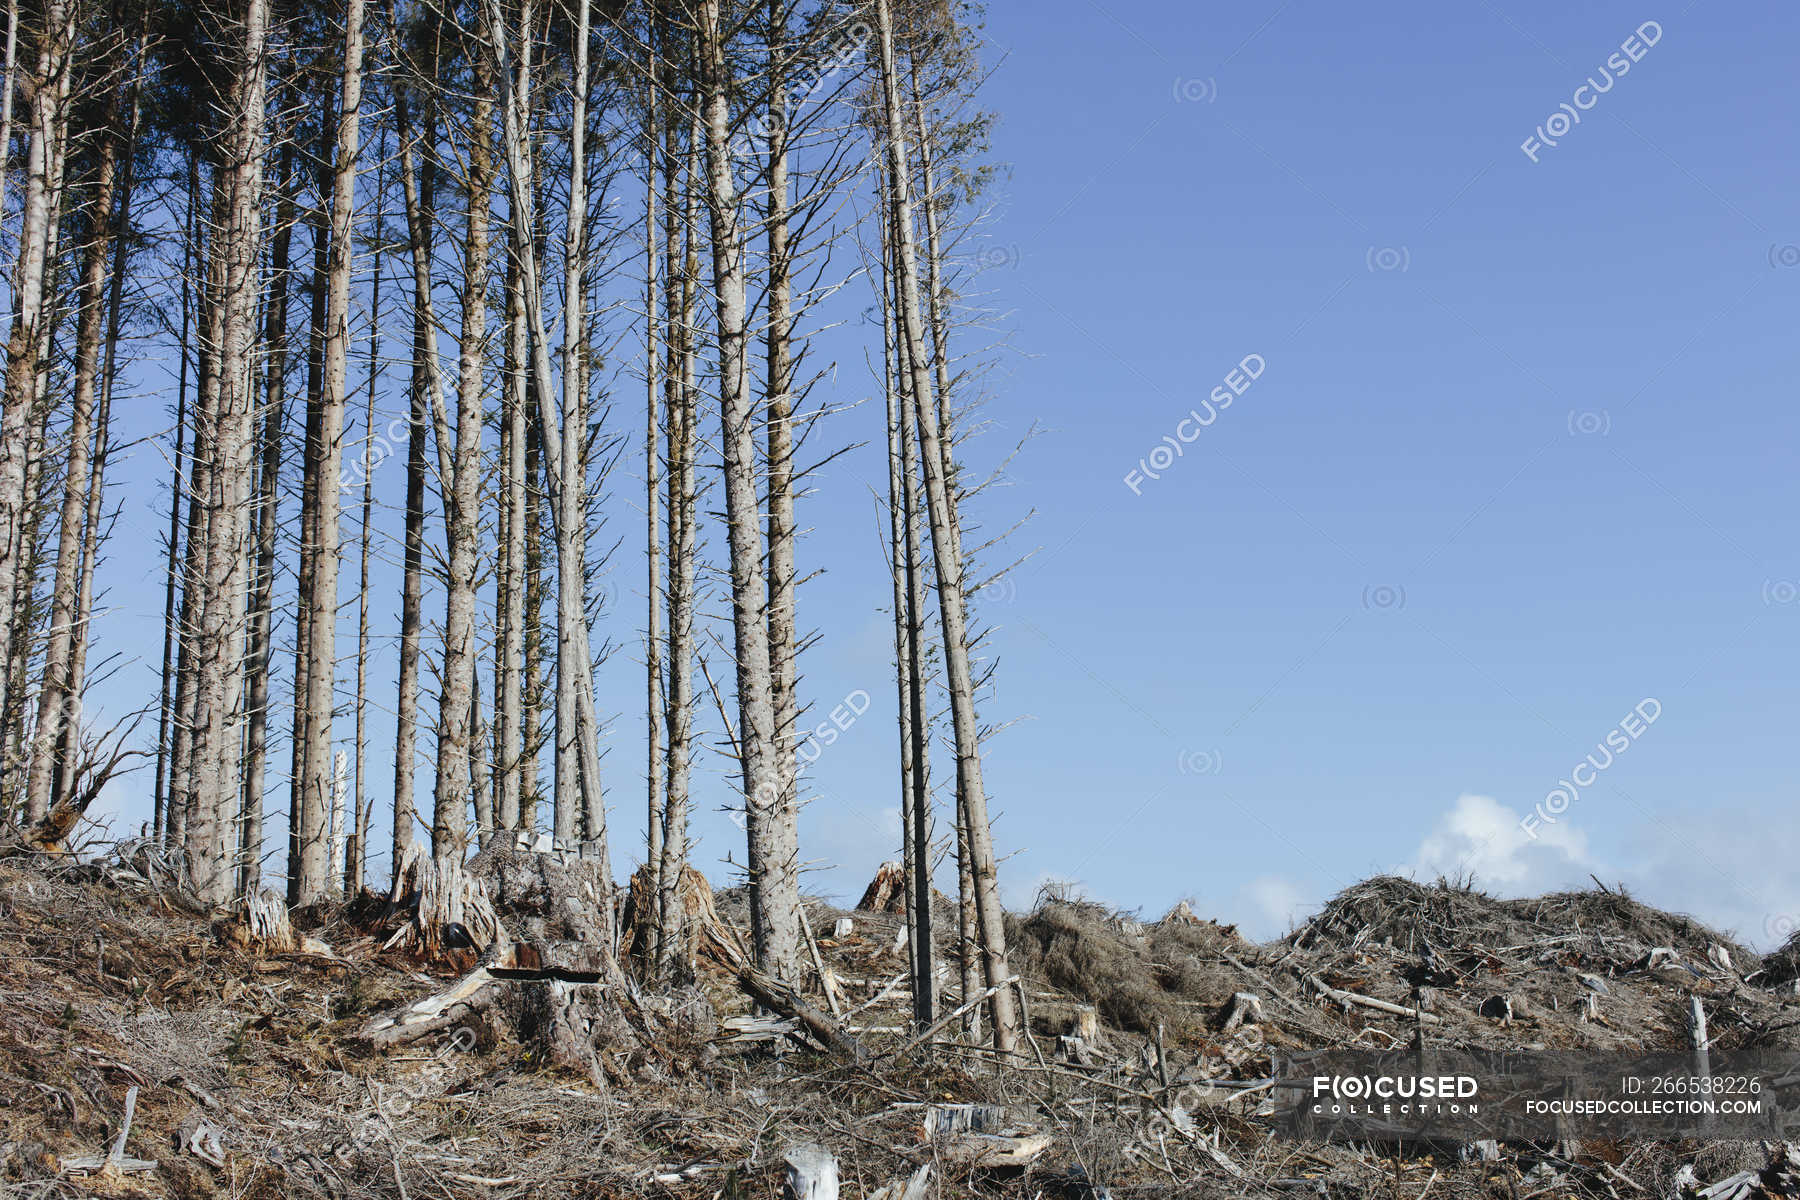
[1761,930,1800,991]
[1288,874,1520,953]
[1520,886,1757,968]
[1008,895,1250,1042]
[1291,875,1755,969]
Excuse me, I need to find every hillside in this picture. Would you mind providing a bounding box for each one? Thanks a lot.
[3,846,1799,1198]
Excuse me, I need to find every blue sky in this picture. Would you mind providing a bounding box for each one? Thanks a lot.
[88,0,1800,947]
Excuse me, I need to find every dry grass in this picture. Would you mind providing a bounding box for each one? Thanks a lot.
[3,854,1797,1200]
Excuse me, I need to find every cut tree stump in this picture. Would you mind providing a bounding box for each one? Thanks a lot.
[220,890,333,956]
[857,861,906,913]
[783,1143,840,1200]
[621,861,747,976]
[366,846,716,1083]
[383,852,502,962]
[1220,992,1264,1031]
[237,890,296,953]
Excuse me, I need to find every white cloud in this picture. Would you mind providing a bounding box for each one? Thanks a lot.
[1394,794,1800,951]
[1239,875,1313,939]
[1614,814,1800,952]
[1406,792,1593,891]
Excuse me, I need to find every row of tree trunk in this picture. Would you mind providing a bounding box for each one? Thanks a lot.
[0,0,1026,1054]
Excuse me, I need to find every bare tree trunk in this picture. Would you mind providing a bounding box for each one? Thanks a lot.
[188,0,272,906]
[521,415,545,833]
[287,171,327,903]
[0,0,18,288]
[241,140,293,898]
[3,399,50,809]
[905,25,980,1040]
[898,299,939,1028]
[697,0,799,979]
[349,171,381,892]
[482,0,611,896]
[880,181,935,1028]
[554,0,601,854]
[24,111,117,822]
[642,34,664,901]
[154,156,200,845]
[495,216,526,835]
[653,109,698,977]
[169,168,219,857]
[762,0,801,937]
[432,59,494,878]
[56,22,142,798]
[882,285,922,1023]
[469,671,491,844]
[392,82,436,877]
[294,0,367,905]
[872,0,1019,1051]
[0,0,74,780]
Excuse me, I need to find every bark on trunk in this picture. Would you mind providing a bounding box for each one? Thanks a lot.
[642,35,665,910]
[350,179,381,893]
[241,141,292,897]
[872,0,1020,1050]
[153,157,200,845]
[904,27,982,1041]
[495,243,526,835]
[432,60,495,880]
[286,173,327,903]
[697,0,800,980]
[482,0,612,905]
[521,417,545,833]
[392,83,436,877]
[0,0,73,784]
[187,0,272,906]
[295,0,367,905]
[653,112,699,978]
[23,114,117,823]
[169,169,218,857]
[763,0,800,935]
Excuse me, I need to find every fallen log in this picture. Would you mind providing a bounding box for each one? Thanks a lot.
[1305,974,1441,1024]
[935,1131,1052,1169]
[361,967,498,1048]
[739,966,868,1062]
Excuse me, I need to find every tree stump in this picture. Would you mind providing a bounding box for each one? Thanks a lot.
[238,890,296,953]
[857,861,906,913]
[382,851,502,963]
[621,861,747,978]
[366,845,717,1084]
[783,1143,839,1200]
[219,890,333,956]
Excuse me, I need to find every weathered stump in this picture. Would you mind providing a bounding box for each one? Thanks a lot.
[857,861,906,914]
[621,861,747,979]
[365,845,716,1084]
